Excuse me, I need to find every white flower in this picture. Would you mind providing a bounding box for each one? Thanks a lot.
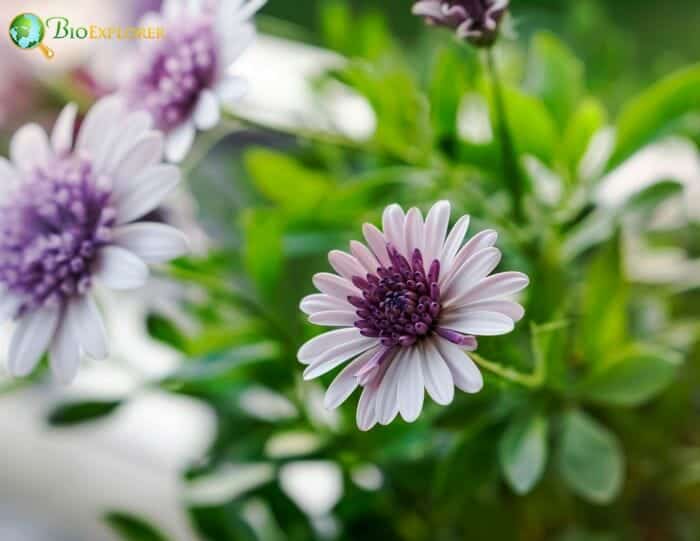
[0,96,188,383]
[298,201,529,430]
[120,0,266,162]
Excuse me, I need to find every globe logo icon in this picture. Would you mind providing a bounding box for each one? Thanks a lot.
[9,13,54,59]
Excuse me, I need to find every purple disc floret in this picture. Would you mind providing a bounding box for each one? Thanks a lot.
[125,17,219,132]
[0,155,115,316]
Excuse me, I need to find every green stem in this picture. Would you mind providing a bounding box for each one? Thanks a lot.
[486,49,524,223]
[470,352,543,388]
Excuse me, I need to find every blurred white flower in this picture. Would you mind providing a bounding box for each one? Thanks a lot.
[298,201,529,430]
[119,0,266,162]
[0,96,188,383]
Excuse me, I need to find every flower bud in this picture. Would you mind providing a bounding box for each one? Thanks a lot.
[412,0,509,47]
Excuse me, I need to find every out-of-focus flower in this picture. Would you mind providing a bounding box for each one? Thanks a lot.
[119,0,266,162]
[0,96,188,383]
[298,201,528,430]
[412,0,509,46]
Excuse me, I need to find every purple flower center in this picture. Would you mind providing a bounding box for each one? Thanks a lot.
[127,17,219,131]
[349,245,442,349]
[0,156,115,316]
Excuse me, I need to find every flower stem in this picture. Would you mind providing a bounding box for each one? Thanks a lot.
[470,352,543,388]
[485,48,524,223]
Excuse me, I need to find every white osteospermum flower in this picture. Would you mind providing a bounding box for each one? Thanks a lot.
[298,201,529,430]
[120,0,266,162]
[0,96,188,383]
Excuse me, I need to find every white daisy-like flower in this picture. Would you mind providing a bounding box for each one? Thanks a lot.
[0,96,188,383]
[298,201,529,430]
[120,0,267,162]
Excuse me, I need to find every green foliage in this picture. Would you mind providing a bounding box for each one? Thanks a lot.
[105,512,169,541]
[579,344,682,406]
[499,411,549,494]
[609,64,700,168]
[47,399,123,426]
[557,410,624,504]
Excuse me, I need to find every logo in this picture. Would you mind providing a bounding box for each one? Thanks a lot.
[8,13,165,60]
[9,13,54,59]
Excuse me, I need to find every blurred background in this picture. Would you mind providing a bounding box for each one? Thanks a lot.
[1,0,699,540]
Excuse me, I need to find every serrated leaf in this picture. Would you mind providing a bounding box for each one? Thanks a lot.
[558,410,624,504]
[580,344,682,406]
[499,412,549,494]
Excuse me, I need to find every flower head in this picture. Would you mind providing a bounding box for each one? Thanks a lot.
[298,201,528,430]
[120,0,266,162]
[0,96,188,383]
[412,0,509,46]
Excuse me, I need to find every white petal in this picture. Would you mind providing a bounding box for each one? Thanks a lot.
[303,336,376,380]
[458,272,530,304]
[440,229,498,287]
[10,123,51,173]
[234,0,266,22]
[76,95,125,155]
[382,204,406,254]
[113,222,188,263]
[66,295,108,360]
[94,246,149,290]
[216,76,249,108]
[114,165,180,225]
[362,224,390,266]
[112,131,164,190]
[422,200,450,266]
[436,338,483,394]
[443,247,502,304]
[193,90,221,130]
[162,0,184,19]
[403,207,424,259]
[440,310,514,336]
[186,0,203,14]
[350,241,380,273]
[50,318,81,384]
[0,157,19,188]
[356,384,379,431]
[328,250,365,280]
[422,339,454,405]
[376,354,402,425]
[324,348,377,409]
[312,273,359,300]
[165,121,196,163]
[308,311,357,327]
[298,327,363,364]
[397,347,424,422]
[440,215,470,273]
[8,307,59,377]
[51,103,78,155]
[100,112,153,175]
[450,300,525,322]
[299,294,349,315]
[0,291,21,323]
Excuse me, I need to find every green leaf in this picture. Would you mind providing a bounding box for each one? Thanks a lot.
[560,97,607,178]
[244,149,330,214]
[105,512,169,541]
[557,410,624,504]
[146,313,188,352]
[580,344,682,406]
[526,32,585,129]
[624,180,684,216]
[242,209,284,302]
[499,412,549,494]
[162,342,279,387]
[47,399,122,427]
[580,237,626,363]
[609,64,700,168]
[485,84,558,164]
[428,45,477,138]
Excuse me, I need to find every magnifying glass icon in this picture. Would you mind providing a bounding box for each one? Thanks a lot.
[9,13,55,59]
